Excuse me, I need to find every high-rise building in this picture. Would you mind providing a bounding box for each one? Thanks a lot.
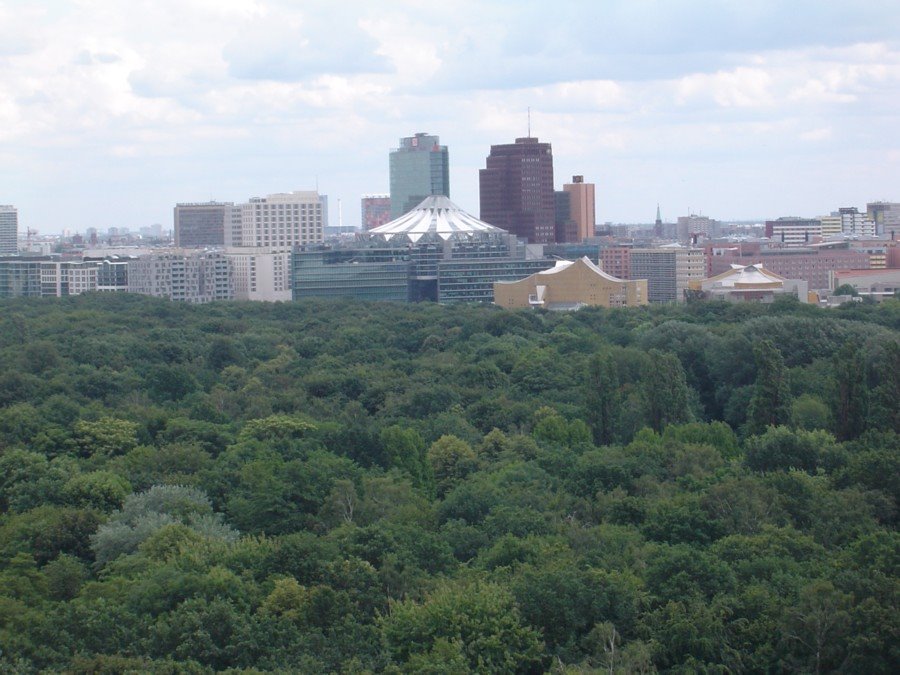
[174,202,233,248]
[0,205,18,255]
[361,195,392,230]
[236,191,325,248]
[554,191,578,243]
[480,136,555,244]
[389,133,450,218]
[563,175,596,242]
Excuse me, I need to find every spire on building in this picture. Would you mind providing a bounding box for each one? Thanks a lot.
[655,203,662,226]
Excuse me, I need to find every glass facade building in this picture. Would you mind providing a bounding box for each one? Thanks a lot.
[293,247,413,302]
[389,134,450,218]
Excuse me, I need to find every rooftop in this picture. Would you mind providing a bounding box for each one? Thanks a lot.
[368,195,507,243]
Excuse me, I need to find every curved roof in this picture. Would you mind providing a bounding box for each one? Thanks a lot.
[534,256,626,282]
[369,195,507,242]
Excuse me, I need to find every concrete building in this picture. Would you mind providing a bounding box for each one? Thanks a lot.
[480,136,556,244]
[867,202,900,236]
[174,202,234,248]
[0,205,17,255]
[224,248,292,302]
[765,217,822,247]
[562,175,596,242]
[677,214,719,242]
[830,268,900,301]
[599,246,631,280]
[839,207,876,237]
[361,195,392,230]
[706,241,870,291]
[127,251,233,303]
[820,214,843,238]
[494,256,647,310]
[236,191,325,248]
[389,133,450,218]
[629,246,706,303]
[0,256,106,297]
[689,264,808,303]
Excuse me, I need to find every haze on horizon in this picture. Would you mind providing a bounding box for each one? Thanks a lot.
[2,0,899,234]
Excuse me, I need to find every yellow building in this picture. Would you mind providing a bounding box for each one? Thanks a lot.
[494,256,648,310]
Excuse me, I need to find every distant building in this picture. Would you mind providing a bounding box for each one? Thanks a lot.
[707,241,870,291]
[0,256,106,297]
[839,207,876,237]
[389,133,450,218]
[554,191,578,243]
[127,252,233,303]
[562,175,596,242]
[174,202,233,248]
[866,202,900,236]
[494,256,648,310]
[765,217,822,247]
[830,268,900,301]
[599,246,631,280]
[0,205,18,255]
[689,264,808,303]
[630,246,706,303]
[236,191,325,248]
[480,136,556,244]
[820,213,843,238]
[677,214,719,242]
[295,196,555,304]
[224,248,292,302]
[361,195,392,230]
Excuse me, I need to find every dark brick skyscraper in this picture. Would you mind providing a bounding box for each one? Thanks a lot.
[479,137,555,244]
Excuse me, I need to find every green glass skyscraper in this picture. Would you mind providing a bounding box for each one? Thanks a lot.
[389,133,449,218]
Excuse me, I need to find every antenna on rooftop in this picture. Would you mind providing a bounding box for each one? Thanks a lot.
[527,107,531,138]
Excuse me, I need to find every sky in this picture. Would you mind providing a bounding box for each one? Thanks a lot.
[2,0,899,234]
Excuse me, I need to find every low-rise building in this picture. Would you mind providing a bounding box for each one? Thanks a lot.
[688,263,808,303]
[830,268,900,301]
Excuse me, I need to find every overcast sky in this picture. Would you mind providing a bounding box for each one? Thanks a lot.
[2,0,899,233]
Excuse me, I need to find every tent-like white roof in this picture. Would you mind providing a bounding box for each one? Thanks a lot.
[708,263,785,288]
[534,256,626,282]
[369,195,507,242]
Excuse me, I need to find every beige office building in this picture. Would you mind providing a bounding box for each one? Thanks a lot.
[562,176,596,242]
[225,248,293,302]
[494,256,647,310]
[235,191,325,248]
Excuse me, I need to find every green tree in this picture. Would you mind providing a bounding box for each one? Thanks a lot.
[831,342,869,441]
[585,351,621,446]
[746,340,792,436]
[641,350,693,432]
[381,578,544,674]
[427,435,478,497]
[73,418,139,457]
[380,425,431,489]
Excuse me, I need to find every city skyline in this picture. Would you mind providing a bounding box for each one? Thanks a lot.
[2,1,899,234]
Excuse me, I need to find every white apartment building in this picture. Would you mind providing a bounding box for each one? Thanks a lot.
[235,191,325,248]
[225,248,293,302]
[39,262,98,296]
[127,251,234,303]
[0,205,18,255]
[839,207,876,238]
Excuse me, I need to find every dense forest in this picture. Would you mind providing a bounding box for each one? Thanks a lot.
[0,293,897,673]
